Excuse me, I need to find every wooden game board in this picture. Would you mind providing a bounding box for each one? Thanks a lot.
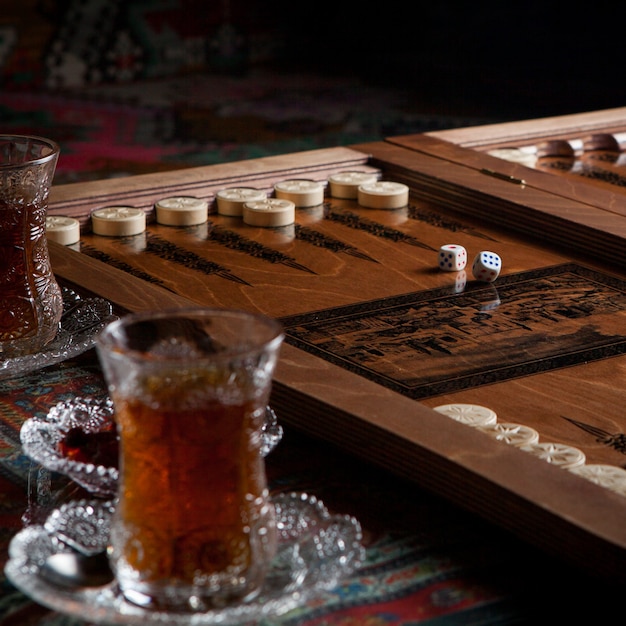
[46,108,626,584]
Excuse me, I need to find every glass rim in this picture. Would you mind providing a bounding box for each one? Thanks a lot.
[97,307,284,361]
[0,134,60,169]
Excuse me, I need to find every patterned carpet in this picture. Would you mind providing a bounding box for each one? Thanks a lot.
[1,0,497,184]
[0,354,526,624]
[3,1,624,185]
[0,352,614,625]
[0,69,496,185]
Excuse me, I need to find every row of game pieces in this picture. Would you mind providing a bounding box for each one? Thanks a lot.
[438,244,502,283]
[46,170,502,286]
[46,171,409,245]
[434,403,626,497]
[488,132,626,169]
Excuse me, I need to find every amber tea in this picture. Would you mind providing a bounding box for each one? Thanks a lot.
[96,308,284,611]
[113,391,272,600]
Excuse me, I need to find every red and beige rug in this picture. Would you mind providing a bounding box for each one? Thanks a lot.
[0,69,491,184]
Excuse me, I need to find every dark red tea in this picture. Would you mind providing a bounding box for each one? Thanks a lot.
[0,198,62,353]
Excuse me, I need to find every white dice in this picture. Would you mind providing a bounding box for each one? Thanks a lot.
[472,251,502,282]
[438,244,467,271]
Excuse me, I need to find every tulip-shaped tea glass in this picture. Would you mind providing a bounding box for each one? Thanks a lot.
[0,135,63,356]
[96,308,284,611]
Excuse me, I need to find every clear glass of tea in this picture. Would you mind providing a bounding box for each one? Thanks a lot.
[0,135,63,357]
[96,308,284,611]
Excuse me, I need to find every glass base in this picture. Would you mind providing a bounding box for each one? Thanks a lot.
[120,579,263,612]
[0,323,59,358]
[0,287,117,379]
[0,282,63,357]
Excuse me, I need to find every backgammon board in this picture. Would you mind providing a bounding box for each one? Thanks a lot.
[46,107,626,584]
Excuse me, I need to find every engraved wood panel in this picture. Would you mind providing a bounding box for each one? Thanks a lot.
[46,116,626,583]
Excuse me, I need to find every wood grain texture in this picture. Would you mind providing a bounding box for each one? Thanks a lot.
[353,135,626,269]
[425,107,626,149]
[46,126,626,583]
[49,241,195,313]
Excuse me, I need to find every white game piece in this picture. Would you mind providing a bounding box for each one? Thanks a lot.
[433,403,497,427]
[328,171,379,199]
[45,216,80,246]
[472,251,502,282]
[216,187,267,216]
[243,198,296,227]
[487,148,537,168]
[91,207,146,237]
[519,442,585,469]
[570,464,626,496]
[155,196,208,226]
[358,181,409,209]
[438,244,467,271]
[477,422,540,447]
[274,179,325,207]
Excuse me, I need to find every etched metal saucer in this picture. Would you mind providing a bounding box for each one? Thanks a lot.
[21,396,284,497]
[6,492,365,625]
[0,287,117,380]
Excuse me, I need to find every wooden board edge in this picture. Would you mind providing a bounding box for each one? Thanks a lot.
[384,133,626,220]
[423,107,626,149]
[48,146,376,227]
[49,241,196,312]
[271,342,626,584]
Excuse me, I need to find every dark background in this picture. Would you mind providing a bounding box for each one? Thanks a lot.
[1,1,623,182]
[272,2,624,118]
[3,1,623,119]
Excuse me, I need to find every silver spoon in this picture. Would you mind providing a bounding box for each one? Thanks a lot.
[41,550,114,588]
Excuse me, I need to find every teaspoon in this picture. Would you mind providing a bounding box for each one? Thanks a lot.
[41,550,114,588]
